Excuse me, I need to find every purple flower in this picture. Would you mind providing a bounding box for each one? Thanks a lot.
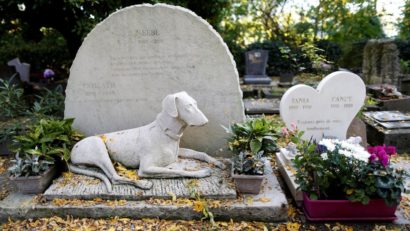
[43,68,55,79]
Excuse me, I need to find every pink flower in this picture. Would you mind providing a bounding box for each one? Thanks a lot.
[291,122,297,131]
[369,154,378,162]
[367,146,375,154]
[281,127,289,136]
[386,146,396,155]
[380,154,389,167]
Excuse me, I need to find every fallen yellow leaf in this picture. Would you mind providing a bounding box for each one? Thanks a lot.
[287,222,301,231]
[257,197,271,203]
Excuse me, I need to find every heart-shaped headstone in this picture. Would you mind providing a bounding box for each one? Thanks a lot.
[280,71,366,141]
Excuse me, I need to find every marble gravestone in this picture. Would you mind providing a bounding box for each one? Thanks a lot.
[277,71,366,203]
[280,71,366,141]
[65,4,245,156]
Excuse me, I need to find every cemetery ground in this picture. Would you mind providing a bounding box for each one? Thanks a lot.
[0,117,409,230]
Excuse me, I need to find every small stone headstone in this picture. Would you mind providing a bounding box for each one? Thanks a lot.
[7,58,30,83]
[243,50,271,84]
[280,71,366,141]
[64,4,244,156]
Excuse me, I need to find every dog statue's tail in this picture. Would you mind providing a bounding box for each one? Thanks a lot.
[68,164,113,192]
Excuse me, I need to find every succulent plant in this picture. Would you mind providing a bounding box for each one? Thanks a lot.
[233,151,265,175]
[8,152,54,177]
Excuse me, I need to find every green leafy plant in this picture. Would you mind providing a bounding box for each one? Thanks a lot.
[293,139,406,206]
[279,45,300,73]
[8,152,54,177]
[0,76,28,119]
[30,85,65,118]
[12,118,83,164]
[223,117,279,156]
[233,151,265,175]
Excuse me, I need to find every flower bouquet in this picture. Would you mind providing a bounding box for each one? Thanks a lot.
[293,138,407,220]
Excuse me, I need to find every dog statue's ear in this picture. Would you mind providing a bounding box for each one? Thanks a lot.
[162,94,178,117]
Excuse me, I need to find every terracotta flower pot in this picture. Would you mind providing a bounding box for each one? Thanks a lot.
[232,172,264,194]
[9,166,56,194]
[303,193,398,221]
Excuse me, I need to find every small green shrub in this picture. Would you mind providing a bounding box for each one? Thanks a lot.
[0,76,28,119]
[12,118,83,164]
[224,117,279,155]
[30,85,65,118]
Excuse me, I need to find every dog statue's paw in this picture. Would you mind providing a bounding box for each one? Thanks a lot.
[214,161,226,170]
[194,168,212,178]
[137,180,153,189]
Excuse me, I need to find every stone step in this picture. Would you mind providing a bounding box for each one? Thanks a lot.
[0,164,288,222]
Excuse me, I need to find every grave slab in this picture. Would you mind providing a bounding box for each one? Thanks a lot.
[44,159,236,201]
[0,162,288,222]
[363,111,410,153]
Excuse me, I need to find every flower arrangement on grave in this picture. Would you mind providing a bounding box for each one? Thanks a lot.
[293,139,407,206]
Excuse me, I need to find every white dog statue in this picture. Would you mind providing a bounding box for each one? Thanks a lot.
[69,91,226,192]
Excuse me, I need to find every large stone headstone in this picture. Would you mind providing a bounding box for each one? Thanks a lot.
[65,4,244,156]
[280,71,366,141]
[362,39,401,86]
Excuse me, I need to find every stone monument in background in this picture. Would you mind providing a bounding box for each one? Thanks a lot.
[362,39,401,86]
[243,49,271,84]
[64,4,245,156]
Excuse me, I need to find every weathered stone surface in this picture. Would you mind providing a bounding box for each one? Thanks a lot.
[1,163,288,222]
[45,159,235,200]
[244,98,280,115]
[276,152,302,205]
[280,71,366,141]
[362,39,401,86]
[64,4,244,156]
[347,117,368,146]
[363,112,410,154]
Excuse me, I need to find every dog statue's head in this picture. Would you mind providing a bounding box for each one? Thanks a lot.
[162,91,208,126]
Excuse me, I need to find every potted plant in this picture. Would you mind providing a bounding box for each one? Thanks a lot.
[293,139,407,221]
[231,151,266,194]
[8,118,83,193]
[224,117,279,194]
[8,152,55,194]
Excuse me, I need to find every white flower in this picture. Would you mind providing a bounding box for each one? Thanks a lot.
[320,153,328,160]
[339,149,353,158]
[319,139,336,152]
